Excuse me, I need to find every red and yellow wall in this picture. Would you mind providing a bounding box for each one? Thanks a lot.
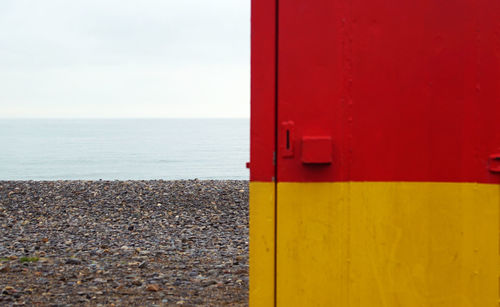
[250,0,500,306]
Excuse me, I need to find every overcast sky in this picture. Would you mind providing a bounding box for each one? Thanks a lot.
[0,0,250,118]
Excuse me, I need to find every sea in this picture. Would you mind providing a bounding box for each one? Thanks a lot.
[0,119,249,181]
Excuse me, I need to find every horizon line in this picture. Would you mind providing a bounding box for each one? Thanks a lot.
[0,117,250,120]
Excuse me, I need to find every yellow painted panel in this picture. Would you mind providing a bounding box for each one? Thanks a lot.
[250,182,275,307]
[277,182,500,307]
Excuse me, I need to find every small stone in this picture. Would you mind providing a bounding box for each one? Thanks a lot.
[127,225,134,231]
[65,258,82,265]
[2,286,15,295]
[131,280,143,286]
[145,284,160,292]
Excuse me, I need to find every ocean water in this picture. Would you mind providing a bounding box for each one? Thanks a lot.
[0,119,249,180]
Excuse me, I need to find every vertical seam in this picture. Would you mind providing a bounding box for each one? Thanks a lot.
[274,0,279,306]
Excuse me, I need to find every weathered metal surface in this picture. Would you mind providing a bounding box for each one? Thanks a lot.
[250,0,500,305]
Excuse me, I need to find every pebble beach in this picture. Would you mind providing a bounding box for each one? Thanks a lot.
[0,180,249,306]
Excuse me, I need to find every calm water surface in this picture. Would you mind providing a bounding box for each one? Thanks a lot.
[0,119,249,180]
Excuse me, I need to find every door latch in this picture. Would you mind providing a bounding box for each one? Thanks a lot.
[281,121,295,158]
[488,154,500,173]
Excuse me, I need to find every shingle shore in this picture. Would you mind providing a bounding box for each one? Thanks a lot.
[0,180,248,306]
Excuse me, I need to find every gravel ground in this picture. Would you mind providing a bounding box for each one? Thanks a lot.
[0,180,249,306]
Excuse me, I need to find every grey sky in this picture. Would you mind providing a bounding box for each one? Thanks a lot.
[0,0,250,118]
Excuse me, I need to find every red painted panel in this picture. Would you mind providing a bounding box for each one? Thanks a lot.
[250,0,276,182]
[277,0,500,184]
